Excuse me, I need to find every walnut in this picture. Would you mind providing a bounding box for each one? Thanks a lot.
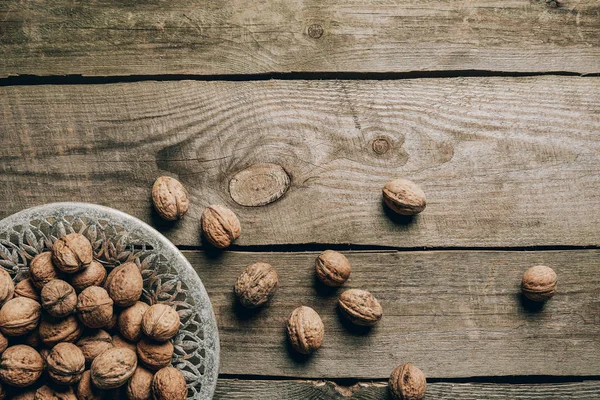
[112,335,137,353]
[70,260,107,293]
[90,348,137,390]
[136,338,173,371]
[12,388,36,400]
[40,279,77,318]
[52,233,93,273]
[35,385,77,400]
[0,345,44,387]
[152,367,187,400]
[521,265,557,302]
[104,263,143,307]
[0,269,14,306]
[77,286,114,329]
[76,330,114,366]
[141,304,180,342]
[118,302,150,342]
[382,178,426,215]
[0,333,6,355]
[39,348,50,366]
[315,250,351,287]
[77,370,105,400]
[286,306,324,355]
[338,289,382,326]
[152,176,190,221]
[15,278,40,302]
[389,363,427,400]
[201,205,241,248]
[30,252,62,289]
[126,366,153,400]
[39,315,83,347]
[105,312,118,332]
[234,263,278,308]
[47,342,85,385]
[0,297,41,336]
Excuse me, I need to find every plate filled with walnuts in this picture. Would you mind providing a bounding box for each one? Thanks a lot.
[0,202,219,399]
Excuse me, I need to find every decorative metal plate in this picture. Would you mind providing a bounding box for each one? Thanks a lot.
[0,203,219,399]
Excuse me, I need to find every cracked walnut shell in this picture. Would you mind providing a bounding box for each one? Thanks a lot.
[142,304,180,342]
[91,347,137,390]
[0,345,44,387]
[104,262,143,307]
[389,363,427,400]
[77,286,114,329]
[136,338,173,371]
[70,260,107,293]
[338,289,382,326]
[76,329,114,366]
[41,279,77,318]
[201,205,241,248]
[315,250,351,287]
[152,176,190,221]
[234,262,278,308]
[0,297,41,336]
[30,252,61,290]
[118,301,150,342]
[52,233,93,274]
[47,342,85,385]
[382,178,426,216]
[152,366,187,400]
[286,306,324,355]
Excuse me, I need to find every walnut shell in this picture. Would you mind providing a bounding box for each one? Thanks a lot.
[111,335,137,353]
[126,366,153,400]
[41,279,77,318]
[15,278,40,302]
[141,304,180,342]
[0,297,41,336]
[0,333,6,355]
[234,263,278,308]
[152,176,190,221]
[91,348,137,390]
[0,345,44,387]
[39,348,50,366]
[0,269,14,307]
[338,289,383,326]
[118,302,150,342]
[70,260,107,293]
[104,263,143,307]
[35,385,77,400]
[77,286,114,329]
[136,338,173,371]
[201,205,241,248]
[521,265,557,302]
[39,315,83,347]
[77,330,114,366]
[52,233,93,274]
[30,252,62,290]
[12,388,36,400]
[389,363,427,400]
[47,342,85,385]
[77,370,106,400]
[105,312,118,332]
[286,306,324,355]
[382,178,426,216]
[315,250,351,287]
[152,367,187,400]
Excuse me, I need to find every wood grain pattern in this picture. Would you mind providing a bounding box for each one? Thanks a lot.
[185,249,600,378]
[1,77,599,248]
[214,379,600,399]
[1,0,599,77]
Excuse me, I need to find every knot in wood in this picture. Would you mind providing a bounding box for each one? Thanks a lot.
[308,24,324,39]
[372,137,391,155]
[229,163,290,207]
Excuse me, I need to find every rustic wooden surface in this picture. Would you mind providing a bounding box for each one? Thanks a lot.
[1,0,600,77]
[1,77,599,249]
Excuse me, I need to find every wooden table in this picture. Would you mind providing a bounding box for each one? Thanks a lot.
[1,1,599,398]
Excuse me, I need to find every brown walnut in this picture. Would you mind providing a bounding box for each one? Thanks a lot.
[39,348,50,366]
[70,260,107,293]
[338,289,383,326]
[286,306,324,355]
[0,345,44,387]
[39,315,83,347]
[142,304,180,342]
[112,335,137,353]
[201,205,241,248]
[35,385,77,400]
[152,366,187,400]
[521,265,557,302]
[315,250,351,287]
[0,269,14,307]
[52,233,93,273]
[152,176,190,221]
[91,348,137,389]
[77,286,114,328]
[105,312,118,332]
[77,370,106,400]
[127,366,153,400]
[234,262,278,308]
[0,333,6,355]
[382,178,426,216]
[41,279,77,318]
[136,338,173,371]
[0,297,41,336]
[77,330,114,366]
[118,301,150,342]
[15,278,40,302]
[104,263,143,307]
[47,342,85,385]
[30,252,61,289]
[389,363,427,400]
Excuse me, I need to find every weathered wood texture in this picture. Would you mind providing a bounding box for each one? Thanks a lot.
[186,250,600,378]
[1,0,599,77]
[1,78,599,248]
[214,379,600,399]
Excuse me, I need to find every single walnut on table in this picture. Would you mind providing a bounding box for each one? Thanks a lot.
[234,262,278,308]
[286,306,324,355]
[41,279,77,318]
[152,366,187,400]
[382,178,427,216]
[104,262,143,307]
[0,345,44,387]
[142,304,180,342]
[315,250,351,287]
[201,205,241,249]
[52,233,94,274]
[389,363,427,400]
[0,297,41,336]
[521,265,557,302]
[152,176,190,221]
[338,289,383,327]
[46,342,85,385]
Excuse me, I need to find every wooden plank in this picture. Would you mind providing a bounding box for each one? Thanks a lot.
[0,77,599,248]
[214,379,600,399]
[1,0,599,77]
[185,250,600,378]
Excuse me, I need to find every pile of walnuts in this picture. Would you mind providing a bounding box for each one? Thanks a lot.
[0,233,187,400]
